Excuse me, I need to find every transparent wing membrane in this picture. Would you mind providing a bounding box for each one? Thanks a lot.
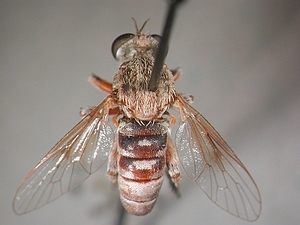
[175,95,261,221]
[13,97,114,215]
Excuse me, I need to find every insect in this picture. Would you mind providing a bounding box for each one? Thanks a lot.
[13,19,261,221]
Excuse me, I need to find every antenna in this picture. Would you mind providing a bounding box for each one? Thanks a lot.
[132,18,150,35]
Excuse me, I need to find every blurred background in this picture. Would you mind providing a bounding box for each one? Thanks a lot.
[1,1,300,224]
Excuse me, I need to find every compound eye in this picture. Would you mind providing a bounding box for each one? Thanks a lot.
[111,33,135,60]
[151,34,168,57]
[151,34,162,43]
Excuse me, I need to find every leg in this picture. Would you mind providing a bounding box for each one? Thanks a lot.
[107,139,118,183]
[166,137,181,196]
[163,111,177,126]
[88,73,113,93]
[170,67,182,82]
[80,106,120,118]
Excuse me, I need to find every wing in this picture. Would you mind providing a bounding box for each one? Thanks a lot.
[13,96,115,215]
[174,95,261,221]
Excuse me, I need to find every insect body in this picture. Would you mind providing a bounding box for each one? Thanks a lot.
[13,20,261,221]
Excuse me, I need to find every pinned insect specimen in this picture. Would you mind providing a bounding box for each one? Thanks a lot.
[13,19,261,221]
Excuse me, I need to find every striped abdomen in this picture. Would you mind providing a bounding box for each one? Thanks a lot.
[117,118,168,215]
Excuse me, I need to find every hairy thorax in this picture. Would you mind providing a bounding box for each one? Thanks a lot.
[112,56,176,121]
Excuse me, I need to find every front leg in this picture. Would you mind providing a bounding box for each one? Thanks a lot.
[88,73,113,93]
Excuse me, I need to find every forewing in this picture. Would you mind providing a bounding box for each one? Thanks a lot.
[175,95,261,221]
[13,96,115,215]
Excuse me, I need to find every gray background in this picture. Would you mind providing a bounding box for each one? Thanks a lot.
[1,1,300,224]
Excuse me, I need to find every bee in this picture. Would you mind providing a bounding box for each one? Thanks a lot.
[13,19,261,221]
